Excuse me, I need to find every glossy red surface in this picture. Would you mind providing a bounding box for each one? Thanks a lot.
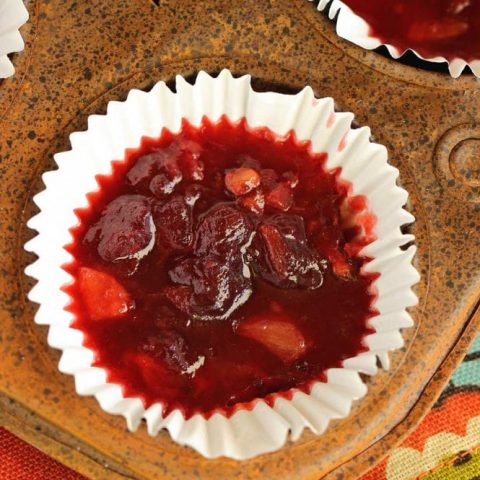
[64,117,377,418]
[342,0,480,61]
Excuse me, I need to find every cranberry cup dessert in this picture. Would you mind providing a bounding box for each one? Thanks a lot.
[315,0,480,78]
[26,70,418,459]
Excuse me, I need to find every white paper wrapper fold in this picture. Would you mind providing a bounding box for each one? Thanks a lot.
[0,0,28,79]
[314,0,480,79]
[25,69,419,460]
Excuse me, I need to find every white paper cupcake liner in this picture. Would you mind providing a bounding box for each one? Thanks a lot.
[314,0,480,79]
[25,69,419,460]
[0,0,29,79]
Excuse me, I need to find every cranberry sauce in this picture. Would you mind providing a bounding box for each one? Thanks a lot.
[64,117,378,418]
[342,0,480,61]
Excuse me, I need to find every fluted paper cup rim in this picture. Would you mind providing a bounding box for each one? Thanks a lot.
[314,0,480,79]
[25,69,419,459]
[0,0,29,79]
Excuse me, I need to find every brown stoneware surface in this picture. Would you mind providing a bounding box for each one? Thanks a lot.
[0,1,479,479]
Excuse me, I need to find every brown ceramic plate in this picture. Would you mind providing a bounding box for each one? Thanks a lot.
[1,1,479,479]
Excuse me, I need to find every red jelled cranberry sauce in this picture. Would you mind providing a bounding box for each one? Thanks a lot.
[342,0,480,61]
[64,117,378,418]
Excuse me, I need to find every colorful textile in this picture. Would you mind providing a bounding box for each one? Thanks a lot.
[0,427,84,480]
[362,335,480,480]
